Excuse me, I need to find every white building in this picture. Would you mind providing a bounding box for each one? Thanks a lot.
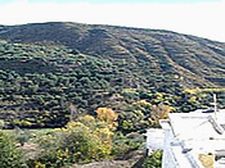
[146,109,225,168]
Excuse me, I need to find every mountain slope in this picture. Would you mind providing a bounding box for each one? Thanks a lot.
[1,22,225,86]
[0,22,225,129]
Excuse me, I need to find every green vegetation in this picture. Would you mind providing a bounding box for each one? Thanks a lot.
[0,40,123,128]
[0,109,142,168]
[0,38,221,133]
[0,131,25,168]
[143,150,163,168]
[0,40,188,129]
[0,23,225,130]
[1,22,225,167]
[0,39,224,132]
[2,22,225,88]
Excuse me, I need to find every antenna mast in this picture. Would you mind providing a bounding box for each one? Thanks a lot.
[213,94,217,119]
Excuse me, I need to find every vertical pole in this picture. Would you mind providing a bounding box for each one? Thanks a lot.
[213,94,217,119]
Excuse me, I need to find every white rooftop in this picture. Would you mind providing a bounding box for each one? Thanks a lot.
[168,111,225,140]
[164,109,225,168]
[146,108,225,168]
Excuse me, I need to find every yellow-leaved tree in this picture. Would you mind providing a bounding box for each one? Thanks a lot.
[96,107,118,130]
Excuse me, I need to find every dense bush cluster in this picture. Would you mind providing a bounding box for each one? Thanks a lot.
[0,108,143,168]
[0,40,162,129]
[0,41,123,128]
[0,40,224,133]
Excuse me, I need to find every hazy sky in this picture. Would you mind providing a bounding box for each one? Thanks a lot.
[0,0,224,42]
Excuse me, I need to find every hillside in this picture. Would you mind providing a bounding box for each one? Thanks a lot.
[1,22,225,86]
[0,22,225,129]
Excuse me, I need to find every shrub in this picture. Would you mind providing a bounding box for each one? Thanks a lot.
[112,132,144,158]
[0,131,25,168]
[30,113,116,167]
[30,134,69,168]
[54,122,110,163]
[143,150,162,168]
